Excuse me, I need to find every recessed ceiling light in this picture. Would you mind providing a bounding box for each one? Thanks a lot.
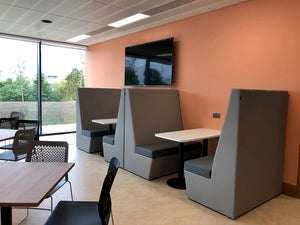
[108,13,150,28]
[67,34,91,43]
[41,19,52,24]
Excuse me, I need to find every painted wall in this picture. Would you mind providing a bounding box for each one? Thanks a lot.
[86,0,300,185]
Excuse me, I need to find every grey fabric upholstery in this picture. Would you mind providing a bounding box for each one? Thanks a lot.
[184,155,214,178]
[124,88,201,180]
[136,141,202,159]
[82,129,108,138]
[102,135,115,145]
[103,89,125,168]
[76,88,121,153]
[184,89,288,219]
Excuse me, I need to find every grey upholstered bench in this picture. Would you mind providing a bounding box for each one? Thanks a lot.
[184,155,214,179]
[82,129,109,138]
[136,141,202,159]
[102,134,115,145]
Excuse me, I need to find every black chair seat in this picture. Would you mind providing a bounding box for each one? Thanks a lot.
[45,201,101,225]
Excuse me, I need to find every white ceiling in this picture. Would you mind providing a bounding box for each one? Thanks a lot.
[0,0,246,46]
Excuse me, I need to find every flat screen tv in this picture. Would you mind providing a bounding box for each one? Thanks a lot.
[125,37,174,86]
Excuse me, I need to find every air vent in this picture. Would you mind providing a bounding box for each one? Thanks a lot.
[86,26,114,36]
[143,0,197,16]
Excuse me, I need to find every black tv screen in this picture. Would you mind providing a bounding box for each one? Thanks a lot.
[125,37,174,86]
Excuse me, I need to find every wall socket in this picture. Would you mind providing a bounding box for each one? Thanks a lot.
[213,113,221,118]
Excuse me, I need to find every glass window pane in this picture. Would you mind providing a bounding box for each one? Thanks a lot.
[41,45,85,134]
[0,37,38,120]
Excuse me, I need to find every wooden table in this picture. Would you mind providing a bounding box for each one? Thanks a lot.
[155,128,220,189]
[0,129,17,141]
[92,118,117,135]
[0,162,75,225]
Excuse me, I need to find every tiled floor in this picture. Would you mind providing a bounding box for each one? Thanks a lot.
[10,133,300,225]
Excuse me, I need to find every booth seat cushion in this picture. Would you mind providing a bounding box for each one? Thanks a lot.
[103,134,115,145]
[184,155,215,179]
[82,129,108,138]
[136,141,202,159]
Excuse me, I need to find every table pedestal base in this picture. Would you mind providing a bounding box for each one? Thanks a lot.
[167,178,186,189]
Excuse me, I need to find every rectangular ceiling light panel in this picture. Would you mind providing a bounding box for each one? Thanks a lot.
[108,13,149,28]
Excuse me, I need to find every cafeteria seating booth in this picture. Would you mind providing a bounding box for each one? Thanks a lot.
[76,88,121,153]
[102,89,125,168]
[123,88,202,180]
[184,89,288,219]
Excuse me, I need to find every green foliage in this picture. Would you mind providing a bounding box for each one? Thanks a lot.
[0,68,85,102]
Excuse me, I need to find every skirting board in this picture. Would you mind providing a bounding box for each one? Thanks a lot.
[283,182,298,198]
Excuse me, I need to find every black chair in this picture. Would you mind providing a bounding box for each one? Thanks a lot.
[44,157,120,225]
[10,111,26,120]
[0,117,19,150]
[26,140,74,211]
[17,119,40,140]
[0,129,35,161]
[0,117,19,129]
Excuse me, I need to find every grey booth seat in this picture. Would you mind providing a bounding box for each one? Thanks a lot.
[124,88,201,180]
[184,89,288,219]
[102,89,125,168]
[76,88,121,153]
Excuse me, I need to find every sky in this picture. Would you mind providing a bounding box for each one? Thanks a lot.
[0,37,85,83]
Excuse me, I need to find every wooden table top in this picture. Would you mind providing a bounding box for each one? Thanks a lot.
[155,128,221,143]
[92,118,117,125]
[0,129,17,141]
[0,162,75,207]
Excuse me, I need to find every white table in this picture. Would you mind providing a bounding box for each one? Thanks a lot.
[155,128,221,189]
[0,162,75,225]
[0,129,17,142]
[92,118,117,135]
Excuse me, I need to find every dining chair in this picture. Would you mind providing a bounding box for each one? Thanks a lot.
[10,111,26,120]
[44,157,120,225]
[0,117,19,129]
[17,119,40,140]
[0,117,20,150]
[26,140,74,211]
[0,128,35,161]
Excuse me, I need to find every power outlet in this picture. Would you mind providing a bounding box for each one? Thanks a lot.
[213,113,221,119]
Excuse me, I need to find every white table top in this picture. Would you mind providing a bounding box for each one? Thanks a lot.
[92,118,117,125]
[155,128,221,143]
[0,162,74,207]
[0,129,17,141]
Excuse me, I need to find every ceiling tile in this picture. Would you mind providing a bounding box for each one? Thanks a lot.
[67,1,107,20]
[33,0,64,13]
[18,10,45,25]
[0,3,9,16]
[50,0,88,17]
[1,6,28,22]
[13,0,39,9]
[82,5,121,23]
[112,0,144,8]
[0,0,14,4]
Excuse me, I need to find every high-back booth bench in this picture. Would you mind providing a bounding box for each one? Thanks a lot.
[102,89,125,167]
[76,88,121,153]
[184,89,288,219]
[122,88,202,180]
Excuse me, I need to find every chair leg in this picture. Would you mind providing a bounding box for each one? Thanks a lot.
[111,210,114,225]
[50,196,53,212]
[67,180,74,201]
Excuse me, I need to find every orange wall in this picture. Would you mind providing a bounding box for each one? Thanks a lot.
[86,0,300,185]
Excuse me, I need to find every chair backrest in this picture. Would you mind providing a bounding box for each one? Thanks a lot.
[12,128,35,159]
[0,117,19,129]
[98,157,120,225]
[17,119,40,140]
[26,140,68,163]
[10,111,26,120]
